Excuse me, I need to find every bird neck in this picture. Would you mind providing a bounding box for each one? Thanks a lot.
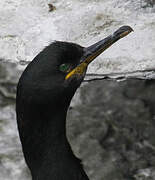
[18,104,89,180]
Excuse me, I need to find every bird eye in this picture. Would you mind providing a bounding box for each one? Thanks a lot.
[59,63,71,72]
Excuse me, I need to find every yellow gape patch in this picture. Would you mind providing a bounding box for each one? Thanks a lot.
[65,63,87,80]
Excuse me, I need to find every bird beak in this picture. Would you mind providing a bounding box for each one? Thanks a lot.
[65,26,133,80]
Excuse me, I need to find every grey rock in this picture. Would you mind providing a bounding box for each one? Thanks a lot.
[0,62,155,179]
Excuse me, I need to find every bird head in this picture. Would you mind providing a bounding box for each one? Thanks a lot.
[18,26,133,107]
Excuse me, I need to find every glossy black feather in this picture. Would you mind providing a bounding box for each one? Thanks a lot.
[16,41,89,180]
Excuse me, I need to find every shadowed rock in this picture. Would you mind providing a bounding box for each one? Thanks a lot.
[0,61,155,179]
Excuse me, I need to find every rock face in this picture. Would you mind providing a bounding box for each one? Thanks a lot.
[0,62,155,180]
[68,79,155,180]
[0,0,155,73]
[0,62,30,180]
[0,0,155,179]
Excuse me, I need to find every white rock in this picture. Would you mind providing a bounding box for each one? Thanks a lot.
[0,0,155,74]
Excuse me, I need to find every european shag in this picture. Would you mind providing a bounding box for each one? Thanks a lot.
[16,26,133,180]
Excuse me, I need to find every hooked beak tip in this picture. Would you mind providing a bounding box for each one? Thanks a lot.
[114,25,133,38]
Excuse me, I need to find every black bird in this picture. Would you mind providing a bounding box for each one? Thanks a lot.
[16,26,133,180]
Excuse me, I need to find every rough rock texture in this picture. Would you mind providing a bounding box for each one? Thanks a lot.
[0,0,155,74]
[68,79,155,180]
[0,62,155,179]
[0,0,155,179]
[0,62,30,180]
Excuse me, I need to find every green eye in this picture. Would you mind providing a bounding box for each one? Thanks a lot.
[59,63,71,72]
